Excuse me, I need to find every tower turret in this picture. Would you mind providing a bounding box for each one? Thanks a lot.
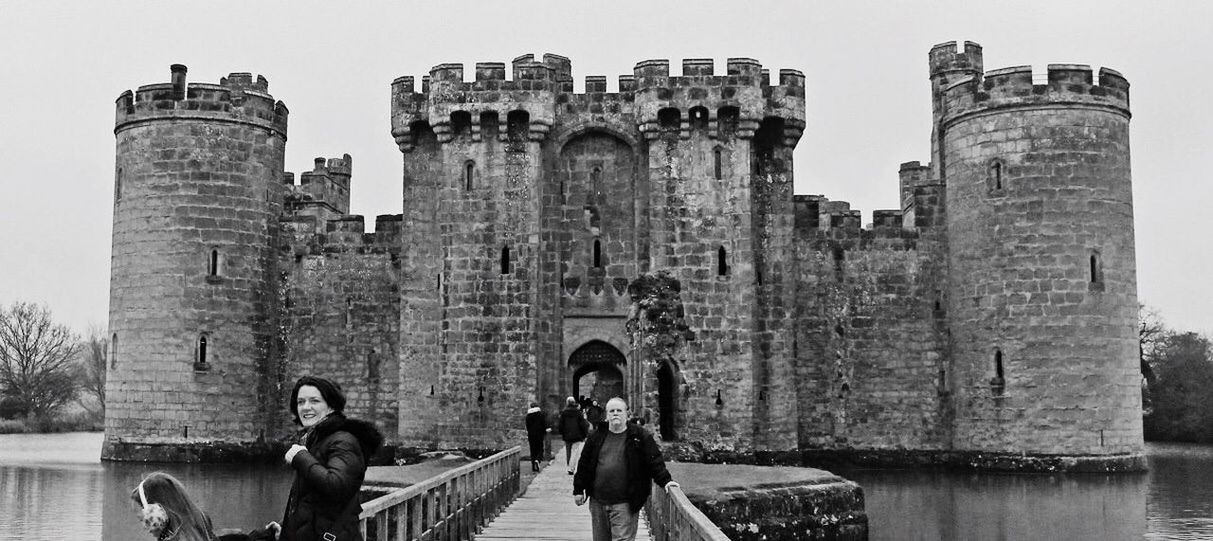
[391,56,556,449]
[937,46,1142,466]
[629,57,806,452]
[293,154,353,216]
[928,41,983,180]
[105,65,288,460]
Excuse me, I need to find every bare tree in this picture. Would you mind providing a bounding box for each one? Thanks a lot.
[1139,303,1166,388]
[0,302,81,419]
[77,325,107,416]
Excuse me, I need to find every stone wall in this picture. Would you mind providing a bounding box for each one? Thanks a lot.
[794,197,948,452]
[552,130,641,413]
[280,214,401,439]
[395,122,446,448]
[659,462,867,540]
[557,133,638,299]
[749,118,799,451]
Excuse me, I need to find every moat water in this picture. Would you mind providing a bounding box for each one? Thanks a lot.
[1,433,1210,540]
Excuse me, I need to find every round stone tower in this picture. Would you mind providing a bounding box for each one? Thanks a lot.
[104,65,288,460]
[932,42,1143,465]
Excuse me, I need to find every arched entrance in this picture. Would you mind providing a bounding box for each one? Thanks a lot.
[656,360,677,440]
[569,340,626,405]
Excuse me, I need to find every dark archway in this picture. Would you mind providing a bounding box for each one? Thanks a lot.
[569,340,626,405]
[656,360,677,440]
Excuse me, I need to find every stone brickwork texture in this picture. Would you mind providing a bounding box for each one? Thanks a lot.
[105,68,288,458]
[105,42,1144,470]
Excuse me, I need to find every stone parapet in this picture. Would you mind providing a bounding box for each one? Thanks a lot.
[102,439,284,463]
[666,462,867,540]
[800,449,1147,473]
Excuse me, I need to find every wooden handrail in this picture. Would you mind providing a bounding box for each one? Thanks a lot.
[358,446,521,541]
[645,483,732,541]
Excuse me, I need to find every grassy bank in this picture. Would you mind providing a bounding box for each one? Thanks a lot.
[0,411,103,434]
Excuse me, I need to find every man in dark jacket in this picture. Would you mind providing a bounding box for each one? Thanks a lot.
[558,396,590,474]
[573,397,678,541]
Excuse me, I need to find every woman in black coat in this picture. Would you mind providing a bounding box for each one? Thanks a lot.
[524,402,548,472]
[279,376,383,541]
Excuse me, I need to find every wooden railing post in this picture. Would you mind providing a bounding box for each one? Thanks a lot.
[645,483,732,541]
[358,447,523,541]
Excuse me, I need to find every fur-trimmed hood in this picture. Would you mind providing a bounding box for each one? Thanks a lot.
[305,413,384,462]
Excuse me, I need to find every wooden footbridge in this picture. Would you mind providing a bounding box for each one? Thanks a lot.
[474,460,651,540]
[358,446,730,541]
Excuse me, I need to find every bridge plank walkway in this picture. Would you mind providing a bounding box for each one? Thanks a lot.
[476,460,651,541]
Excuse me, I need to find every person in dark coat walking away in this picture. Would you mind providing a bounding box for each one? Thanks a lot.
[557,396,590,474]
[585,399,605,427]
[573,397,678,541]
[525,401,549,472]
[279,375,384,541]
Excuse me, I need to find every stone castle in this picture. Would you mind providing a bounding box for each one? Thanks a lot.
[103,41,1144,470]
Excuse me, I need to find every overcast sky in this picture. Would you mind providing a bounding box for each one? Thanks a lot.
[0,1,1208,337]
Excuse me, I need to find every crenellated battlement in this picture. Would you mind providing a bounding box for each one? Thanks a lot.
[282,213,404,256]
[389,54,567,151]
[309,153,352,176]
[221,72,269,92]
[632,57,805,141]
[938,56,1130,126]
[794,195,921,244]
[115,65,288,136]
[389,55,806,151]
[929,41,984,79]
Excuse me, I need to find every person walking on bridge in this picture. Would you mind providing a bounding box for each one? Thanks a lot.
[558,396,590,474]
[525,401,549,472]
[573,397,679,541]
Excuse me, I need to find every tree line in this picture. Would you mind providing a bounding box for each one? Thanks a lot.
[1140,305,1213,442]
[0,302,105,432]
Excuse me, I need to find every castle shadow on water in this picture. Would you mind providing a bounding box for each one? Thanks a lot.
[104,41,1144,472]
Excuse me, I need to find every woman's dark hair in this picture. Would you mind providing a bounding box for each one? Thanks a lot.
[131,472,214,541]
[289,375,347,425]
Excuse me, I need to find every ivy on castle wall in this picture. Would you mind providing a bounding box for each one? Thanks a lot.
[625,270,695,368]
